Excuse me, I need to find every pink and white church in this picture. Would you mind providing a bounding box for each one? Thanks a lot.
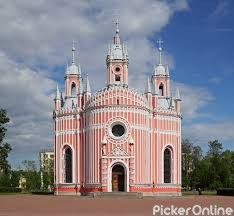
[53,21,182,196]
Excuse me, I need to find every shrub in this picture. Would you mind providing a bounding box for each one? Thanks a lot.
[217,188,234,196]
[31,191,53,195]
[0,187,22,193]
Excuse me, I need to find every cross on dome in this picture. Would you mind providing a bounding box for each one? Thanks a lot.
[113,19,121,45]
[72,40,76,65]
[157,38,163,65]
[157,38,163,49]
[116,19,119,34]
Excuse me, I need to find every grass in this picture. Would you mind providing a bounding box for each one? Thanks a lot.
[182,191,216,196]
[0,191,31,195]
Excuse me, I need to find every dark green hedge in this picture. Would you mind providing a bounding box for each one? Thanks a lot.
[217,188,234,196]
[0,187,22,193]
[31,191,54,195]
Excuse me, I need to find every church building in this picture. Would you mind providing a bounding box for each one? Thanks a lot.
[53,21,182,196]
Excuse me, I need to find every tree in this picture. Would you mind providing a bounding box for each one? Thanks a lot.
[193,146,202,163]
[9,170,21,188]
[181,138,234,191]
[21,160,37,172]
[0,172,11,187]
[182,139,193,190]
[0,108,12,174]
[182,139,193,154]
[190,145,202,189]
[219,150,234,188]
[206,140,223,189]
[40,157,54,191]
[207,140,223,158]
[21,160,40,191]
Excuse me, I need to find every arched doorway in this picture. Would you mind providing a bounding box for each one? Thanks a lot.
[112,164,125,192]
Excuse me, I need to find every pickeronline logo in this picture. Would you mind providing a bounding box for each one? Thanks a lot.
[153,205,233,216]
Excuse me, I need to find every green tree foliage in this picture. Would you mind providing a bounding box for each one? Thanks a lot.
[21,160,40,191]
[40,158,54,191]
[182,139,234,191]
[182,139,202,190]
[0,172,11,187]
[9,170,21,187]
[0,108,12,174]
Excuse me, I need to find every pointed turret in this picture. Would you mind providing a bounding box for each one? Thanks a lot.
[55,84,60,100]
[169,97,174,108]
[83,74,91,104]
[175,87,181,112]
[60,92,64,107]
[166,65,170,76]
[54,84,61,110]
[145,77,152,106]
[84,74,91,93]
[78,77,83,95]
[175,87,181,101]
[145,77,152,93]
[78,64,82,75]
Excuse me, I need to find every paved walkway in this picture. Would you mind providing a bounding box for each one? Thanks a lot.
[0,195,233,216]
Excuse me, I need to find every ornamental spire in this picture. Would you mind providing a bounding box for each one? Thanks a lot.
[166,65,170,76]
[157,38,163,65]
[55,84,60,99]
[175,87,181,101]
[84,74,91,93]
[78,77,83,95]
[113,19,121,45]
[116,18,119,34]
[145,77,152,93]
[72,40,76,65]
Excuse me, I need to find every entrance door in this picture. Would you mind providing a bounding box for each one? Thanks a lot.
[112,164,125,192]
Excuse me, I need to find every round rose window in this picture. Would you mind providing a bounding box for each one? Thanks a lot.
[112,124,125,137]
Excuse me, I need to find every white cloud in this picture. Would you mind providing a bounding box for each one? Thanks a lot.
[172,82,214,121]
[0,51,56,167]
[183,121,234,150]
[0,0,193,167]
[0,0,188,68]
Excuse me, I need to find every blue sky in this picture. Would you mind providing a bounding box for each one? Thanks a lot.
[0,0,233,168]
[163,0,234,150]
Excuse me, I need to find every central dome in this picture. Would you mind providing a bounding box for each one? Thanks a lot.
[155,64,166,75]
[85,86,150,110]
[67,64,79,74]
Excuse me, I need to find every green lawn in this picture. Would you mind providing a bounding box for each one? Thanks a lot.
[0,191,30,195]
[182,191,216,196]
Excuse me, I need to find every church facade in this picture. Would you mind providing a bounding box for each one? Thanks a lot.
[53,22,182,196]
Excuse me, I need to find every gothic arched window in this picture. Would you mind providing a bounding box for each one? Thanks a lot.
[159,84,164,96]
[65,147,72,183]
[71,83,76,96]
[164,148,171,183]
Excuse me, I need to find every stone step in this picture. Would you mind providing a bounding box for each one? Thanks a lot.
[90,192,143,199]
